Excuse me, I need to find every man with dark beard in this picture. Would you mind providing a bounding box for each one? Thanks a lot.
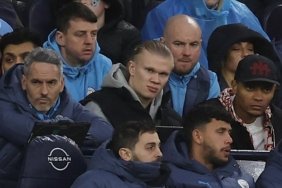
[71,121,170,188]
[162,101,255,187]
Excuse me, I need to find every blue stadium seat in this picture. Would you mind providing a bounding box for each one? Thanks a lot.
[17,135,87,188]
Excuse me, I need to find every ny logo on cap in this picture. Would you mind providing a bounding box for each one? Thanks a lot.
[250,61,271,77]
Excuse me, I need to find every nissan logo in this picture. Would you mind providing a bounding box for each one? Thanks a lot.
[48,147,72,171]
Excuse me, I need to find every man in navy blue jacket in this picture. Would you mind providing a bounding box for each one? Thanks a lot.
[0,47,113,187]
[71,120,170,188]
[256,140,282,188]
[162,101,255,187]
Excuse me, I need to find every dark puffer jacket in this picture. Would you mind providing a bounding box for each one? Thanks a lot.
[0,64,113,187]
[98,0,142,65]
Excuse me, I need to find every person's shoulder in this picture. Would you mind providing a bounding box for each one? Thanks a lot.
[201,98,222,107]
[0,63,24,87]
[95,53,112,67]
[230,0,255,13]
[95,52,112,62]
[197,65,217,80]
[80,89,113,105]
[199,65,217,76]
[146,0,180,17]
[71,169,115,187]
[270,104,282,118]
[117,20,139,31]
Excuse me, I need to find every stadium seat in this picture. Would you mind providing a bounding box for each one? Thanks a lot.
[17,135,87,188]
[231,150,270,181]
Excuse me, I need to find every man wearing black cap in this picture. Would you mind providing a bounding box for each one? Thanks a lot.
[205,54,282,150]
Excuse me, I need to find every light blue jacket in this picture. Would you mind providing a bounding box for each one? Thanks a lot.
[141,0,269,68]
[44,29,112,102]
[169,63,220,116]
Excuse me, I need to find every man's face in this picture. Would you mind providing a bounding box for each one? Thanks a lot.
[56,18,98,66]
[128,50,174,106]
[164,22,201,75]
[232,81,276,123]
[131,132,163,163]
[21,62,64,113]
[224,42,254,74]
[198,119,233,168]
[1,42,36,74]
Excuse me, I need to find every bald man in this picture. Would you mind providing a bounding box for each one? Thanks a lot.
[161,14,220,117]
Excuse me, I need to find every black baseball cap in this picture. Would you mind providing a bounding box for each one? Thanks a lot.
[234,54,280,85]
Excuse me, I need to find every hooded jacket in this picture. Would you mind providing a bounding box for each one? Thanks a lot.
[71,140,170,188]
[162,130,255,188]
[141,0,269,69]
[207,23,281,91]
[43,29,112,102]
[81,63,182,129]
[98,0,141,65]
[256,141,282,188]
[0,64,113,186]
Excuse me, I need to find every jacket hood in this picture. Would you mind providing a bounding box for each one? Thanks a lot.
[102,63,164,119]
[102,63,129,88]
[207,23,280,74]
[43,29,102,76]
[88,140,170,186]
[0,64,29,109]
[101,63,140,101]
[162,130,210,174]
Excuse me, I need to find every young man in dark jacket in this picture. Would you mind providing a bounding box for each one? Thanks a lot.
[162,101,255,187]
[0,47,113,187]
[81,40,181,130]
[208,54,282,150]
[71,121,170,188]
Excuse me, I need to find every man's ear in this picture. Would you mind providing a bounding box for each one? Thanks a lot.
[55,31,65,46]
[128,60,136,76]
[60,76,64,93]
[21,75,27,90]
[118,148,132,161]
[192,129,204,145]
